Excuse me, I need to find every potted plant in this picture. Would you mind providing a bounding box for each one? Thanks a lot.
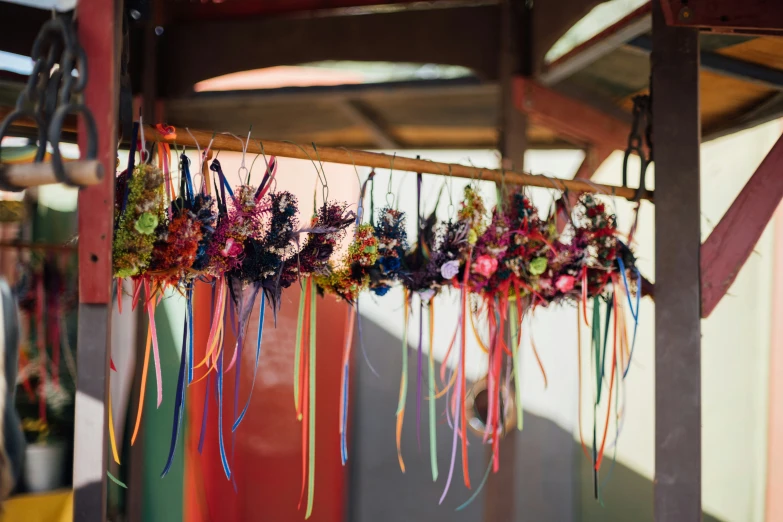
[17,375,74,493]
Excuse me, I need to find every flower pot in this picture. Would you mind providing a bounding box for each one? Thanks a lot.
[23,441,66,493]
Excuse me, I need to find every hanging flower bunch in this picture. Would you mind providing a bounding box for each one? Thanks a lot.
[280,202,356,289]
[208,183,266,276]
[367,207,408,296]
[401,207,442,301]
[112,164,167,278]
[315,223,378,303]
[238,190,299,286]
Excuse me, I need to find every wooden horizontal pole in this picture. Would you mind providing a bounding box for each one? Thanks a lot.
[0,240,76,252]
[0,160,103,189]
[142,124,651,201]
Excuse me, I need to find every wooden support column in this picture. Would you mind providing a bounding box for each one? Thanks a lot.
[74,0,122,520]
[484,1,527,521]
[652,1,701,521]
[498,0,528,170]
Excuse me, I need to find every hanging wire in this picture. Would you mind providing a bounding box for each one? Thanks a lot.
[312,143,329,205]
[184,127,204,189]
[386,152,397,208]
[281,141,328,213]
[446,165,455,218]
[221,131,249,186]
[250,139,276,193]
[340,147,364,223]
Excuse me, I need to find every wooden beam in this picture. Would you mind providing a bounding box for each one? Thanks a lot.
[0,3,49,56]
[556,146,612,232]
[73,0,121,521]
[704,92,783,142]
[158,6,500,96]
[165,0,461,21]
[627,35,783,91]
[661,0,783,35]
[530,0,608,74]
[0,161,103,188]
[540,3,652,85]
[513,77,630,151]
[337,99,400,149]
[485,2,527,521]
[701,132,783,318]
[142,123,650,200]
[652,1,702,520]
[497,0,527,170]
[574,145,612,180]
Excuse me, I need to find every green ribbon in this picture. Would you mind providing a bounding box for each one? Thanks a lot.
[427,306,438,482]
[509,299,524,431]
[293,282,307,415]
[306,279,317,519]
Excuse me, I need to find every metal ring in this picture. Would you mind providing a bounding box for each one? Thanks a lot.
[464,377,517,439]
[48,103,98,186]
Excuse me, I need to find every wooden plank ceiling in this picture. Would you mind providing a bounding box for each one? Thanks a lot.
[1,0,783,149]
[154,1,783,150]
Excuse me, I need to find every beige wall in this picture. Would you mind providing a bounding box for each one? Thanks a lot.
[582,119,781,522]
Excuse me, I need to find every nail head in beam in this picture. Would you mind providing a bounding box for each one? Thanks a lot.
[143,125,651,202]
[0,160,103,189]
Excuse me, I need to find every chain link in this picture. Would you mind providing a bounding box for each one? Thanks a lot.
[0,15,97,189]
[621,94,652,201]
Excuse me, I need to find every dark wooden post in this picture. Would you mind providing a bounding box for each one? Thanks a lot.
[74,0,122,520]
[498,0,529,171]
[652,0,702,520]
[485,1,527,521]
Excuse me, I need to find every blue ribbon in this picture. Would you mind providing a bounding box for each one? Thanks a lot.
[181,154,195,205]
[617,258,641,378]
[210,159,235,198]
[233,292,266,431]
[216,349,231,479]
[341,364,349,465]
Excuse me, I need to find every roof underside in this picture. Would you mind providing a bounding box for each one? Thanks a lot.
[1,0,782,149]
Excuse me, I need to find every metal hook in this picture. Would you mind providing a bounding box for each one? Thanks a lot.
[312,142,329,204]
[185,127,203,173]
[221,131,248,185]
[385,153,396,207]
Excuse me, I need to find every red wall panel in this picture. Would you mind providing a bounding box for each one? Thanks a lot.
[185,282,349,522]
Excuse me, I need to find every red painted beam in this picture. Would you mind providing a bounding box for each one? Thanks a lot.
[78,6,119,304]
[513,77,630,152]
[73,0,120,520]
[556,145,612,232]
[662,0,783,35]
[701,132,783,318]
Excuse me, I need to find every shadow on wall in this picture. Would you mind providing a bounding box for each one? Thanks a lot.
[349,315,725,522]
[578,448,724,522]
